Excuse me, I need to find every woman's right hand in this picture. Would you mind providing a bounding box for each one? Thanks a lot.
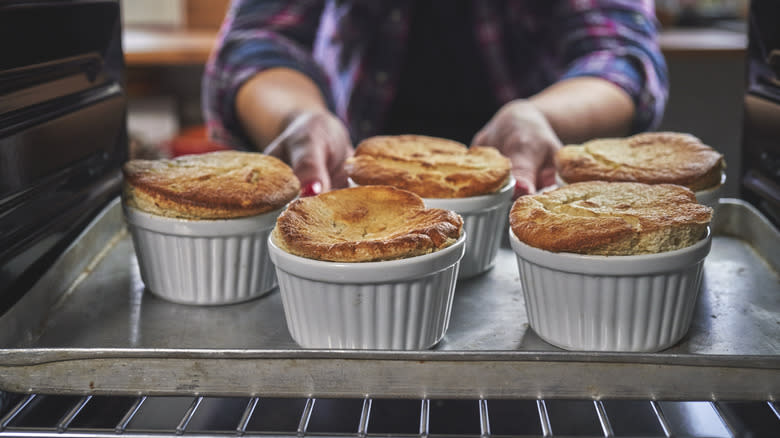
[264,110,354,195]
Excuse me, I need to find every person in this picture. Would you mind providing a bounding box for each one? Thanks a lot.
[203,0,667,196]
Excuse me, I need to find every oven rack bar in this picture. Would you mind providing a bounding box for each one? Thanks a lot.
[0,393,777,437]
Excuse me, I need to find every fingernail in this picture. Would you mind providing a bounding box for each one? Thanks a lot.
[301,180,323,197]
[514,180,535,198]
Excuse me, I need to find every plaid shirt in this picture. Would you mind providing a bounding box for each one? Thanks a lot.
[203,0,668,148]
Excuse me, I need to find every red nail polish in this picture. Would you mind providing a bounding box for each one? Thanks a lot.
[513,179,536,198]
[301,180,322,197]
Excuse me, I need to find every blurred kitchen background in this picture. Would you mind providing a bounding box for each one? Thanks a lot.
[123,0,750,197]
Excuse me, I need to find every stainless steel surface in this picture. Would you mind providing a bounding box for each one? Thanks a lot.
[0,198,778,399]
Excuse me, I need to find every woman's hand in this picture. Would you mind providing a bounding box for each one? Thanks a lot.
[235,68,353,195]
[472,100,562,197]
[265,110,354,195]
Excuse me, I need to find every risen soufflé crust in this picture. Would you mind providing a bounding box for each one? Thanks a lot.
[122,151,300,219]
[345,135,511,198]
[555,132,725,192]
[272,186,463,262]
[509,181,712,255]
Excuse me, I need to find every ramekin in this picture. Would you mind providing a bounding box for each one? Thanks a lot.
[509,228,712,352]
[123,204,284,305]
[694,171,726,212]
[267,233,466,350]
[423,178,514,278]
[349,178,514,279]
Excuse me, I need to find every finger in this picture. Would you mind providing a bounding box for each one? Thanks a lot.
[264,112,312,160]
[538,166,557,190]
[513,177,535,198]
[295,166,331,194]
[538,155,557,189]
[330,161,350,189]
[301,180,323,197]
[326,136,354,189]
[289,141,332,193]
[512,174,536,198]
[507,152,538,196]
[470,129,489,147]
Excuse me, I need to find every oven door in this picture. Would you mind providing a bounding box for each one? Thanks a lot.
[741,0,780,226]
[0,0,127,316]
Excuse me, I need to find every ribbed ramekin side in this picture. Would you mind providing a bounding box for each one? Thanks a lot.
[275,266,458,350]
[516,257,705,352]
[458,202,511,278]
[128,225,276,305]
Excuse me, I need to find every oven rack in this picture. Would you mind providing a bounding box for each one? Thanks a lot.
[1,393,779,437]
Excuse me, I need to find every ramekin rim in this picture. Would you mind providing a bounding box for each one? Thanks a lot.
[509,226,712,275]
[423,177,515,212]
[347,177,515,212]
[554,170,726,195]
[123,203,285,235]
[268,232,467,283]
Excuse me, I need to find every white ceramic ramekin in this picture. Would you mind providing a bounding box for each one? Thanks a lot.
[267,233,466,350]
[694,171,726,212]
[348,178,514,279]
[509,228,712,352]
[423,178,514,279]
[123,204,284,305]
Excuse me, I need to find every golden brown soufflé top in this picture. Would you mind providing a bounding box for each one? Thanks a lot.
[345,135,511,198]
[510,181,712,255]
[272,185,463,262]
[122,151,300,219]
[555,132,725,192]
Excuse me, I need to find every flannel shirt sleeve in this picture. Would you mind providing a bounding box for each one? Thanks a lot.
[555,0,669,132]
[202,0,331,149]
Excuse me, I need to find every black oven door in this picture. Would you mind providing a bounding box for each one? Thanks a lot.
[0,0,127,316]
[742,0,780,226]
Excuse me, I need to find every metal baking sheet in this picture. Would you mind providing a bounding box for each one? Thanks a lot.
[0,198,777,400]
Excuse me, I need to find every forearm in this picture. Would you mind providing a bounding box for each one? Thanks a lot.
[236,67,330,150]
[528,77,635,145]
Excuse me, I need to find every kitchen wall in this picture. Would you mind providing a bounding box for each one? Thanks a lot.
[121,0,184,28]
[659,54,746,198]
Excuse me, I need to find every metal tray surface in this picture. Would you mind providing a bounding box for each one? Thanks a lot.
[0,198,777,400]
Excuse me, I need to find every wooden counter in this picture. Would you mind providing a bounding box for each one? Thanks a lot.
[122,26,747,67]
[123,28,217,66]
